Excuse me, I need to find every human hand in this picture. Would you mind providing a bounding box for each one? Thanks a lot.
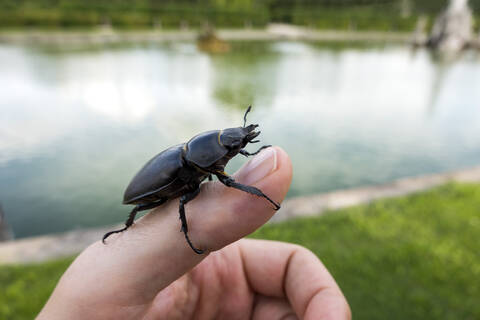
[38,147,350,320]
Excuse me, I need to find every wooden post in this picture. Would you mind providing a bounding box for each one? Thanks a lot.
[0,204,13,242]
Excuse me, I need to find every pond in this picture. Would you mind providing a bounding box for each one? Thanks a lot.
[1,40,480,238]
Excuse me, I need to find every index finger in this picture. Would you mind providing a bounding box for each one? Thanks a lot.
[239,239,351,320]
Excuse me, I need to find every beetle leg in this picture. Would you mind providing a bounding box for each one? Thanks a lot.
[208,174,213,181]
[239,145,271,157]
[102,199,167,243]
[216,174,280,210]
[179,188,204,254]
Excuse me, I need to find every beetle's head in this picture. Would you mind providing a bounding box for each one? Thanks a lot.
[219,124,260,151]
[219,106,261,151]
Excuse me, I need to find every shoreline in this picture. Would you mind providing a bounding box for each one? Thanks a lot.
[1,164,479,265]
[0,24,413,45]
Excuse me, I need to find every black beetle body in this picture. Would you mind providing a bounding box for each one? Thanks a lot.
[103,107,280,254]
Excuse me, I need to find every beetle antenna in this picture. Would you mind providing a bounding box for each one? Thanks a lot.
[243,105,252,127]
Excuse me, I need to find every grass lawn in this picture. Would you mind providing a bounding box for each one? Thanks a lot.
[1,183,479,319]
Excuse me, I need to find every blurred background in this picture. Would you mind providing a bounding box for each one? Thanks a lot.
[0,0,479,319]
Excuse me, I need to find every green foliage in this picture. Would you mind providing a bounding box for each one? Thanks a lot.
[0,1,270,29]
[0,0,478,30]
[252,183,480,319]
[290,6,418,31]
[0,183,479,319]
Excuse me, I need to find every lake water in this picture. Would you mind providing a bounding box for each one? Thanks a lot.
[1,40,480,238]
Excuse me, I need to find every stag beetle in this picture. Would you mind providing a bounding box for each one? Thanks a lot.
[103,106,280,254]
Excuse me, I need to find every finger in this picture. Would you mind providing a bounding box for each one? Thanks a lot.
[53,147,292,308]
[190,146,292,251]
[252,296,297,320]
[240,239,351,320]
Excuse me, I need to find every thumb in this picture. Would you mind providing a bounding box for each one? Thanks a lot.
[50,146,292,309]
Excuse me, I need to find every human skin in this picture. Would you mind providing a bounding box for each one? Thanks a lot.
[38,147,351,320]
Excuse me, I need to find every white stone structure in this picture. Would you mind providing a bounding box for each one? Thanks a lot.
[428,0,473,53]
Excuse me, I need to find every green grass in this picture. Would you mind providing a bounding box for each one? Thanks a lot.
[253,183,480,320]
[0,257,74,319]
[1,183,479,319]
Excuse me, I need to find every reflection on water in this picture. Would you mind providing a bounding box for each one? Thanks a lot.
[211,41,280,110]
[1,41,480,238]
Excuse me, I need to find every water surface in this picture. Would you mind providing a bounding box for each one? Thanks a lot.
[1,41,480,238]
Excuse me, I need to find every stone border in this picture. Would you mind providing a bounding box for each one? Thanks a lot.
[1,165,480,265]
[0,24,411,46]
[272,165,480,222]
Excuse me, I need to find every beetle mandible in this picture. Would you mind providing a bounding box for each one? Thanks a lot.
[103,106,280,254]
